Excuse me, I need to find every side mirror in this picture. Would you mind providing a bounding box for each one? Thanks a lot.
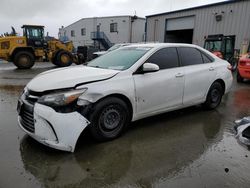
[142,63,159,73]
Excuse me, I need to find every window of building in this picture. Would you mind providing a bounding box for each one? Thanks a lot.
[110,23,118,32]
[147,48,179,69]
[71,30,75,37]
[178,47,204,66]
[81,28,86,36]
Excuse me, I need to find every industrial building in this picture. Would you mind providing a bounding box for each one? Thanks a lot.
[58,16,146,49]
[146,0,250,54]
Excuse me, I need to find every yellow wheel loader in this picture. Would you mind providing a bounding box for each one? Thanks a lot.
[0,25,82,69]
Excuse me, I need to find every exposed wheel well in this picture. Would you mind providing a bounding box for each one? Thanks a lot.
[96,94,133,121]
[11,47,35,61]
[213,79,226,94]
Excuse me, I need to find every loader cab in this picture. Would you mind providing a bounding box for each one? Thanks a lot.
[204,34,239,70]
[204,34,235,61]
[22,25,44,48]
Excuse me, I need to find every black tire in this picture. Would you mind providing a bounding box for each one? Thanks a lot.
[13,51,35,69]
[237,71,244,83]
[75,54,85,65]
[55,51,73,67]
[203,82,223,110]
[88,97,131,141]
[51,55,58,66]
[51,50,61,66]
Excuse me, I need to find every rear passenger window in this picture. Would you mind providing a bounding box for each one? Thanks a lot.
[178,47,203,66]
[201,52,213,63]
[147,48,179,69]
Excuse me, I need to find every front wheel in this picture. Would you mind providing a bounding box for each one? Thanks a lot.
[13,51,35,69]
[88,97,131,141]
[203,82,223,110]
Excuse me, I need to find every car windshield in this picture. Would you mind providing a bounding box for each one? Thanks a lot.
[88,47,151,70]
[107,44,122,52]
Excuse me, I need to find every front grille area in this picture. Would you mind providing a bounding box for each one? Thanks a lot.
[19,90,38,133]
[20,105,35,133]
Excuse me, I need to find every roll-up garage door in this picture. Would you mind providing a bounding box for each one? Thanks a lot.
[166,16,195,31]
[165,16,195,44]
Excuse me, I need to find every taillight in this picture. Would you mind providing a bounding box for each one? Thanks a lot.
[240,61,246,66]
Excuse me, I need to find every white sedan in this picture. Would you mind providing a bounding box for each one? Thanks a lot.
[17,43,233,152]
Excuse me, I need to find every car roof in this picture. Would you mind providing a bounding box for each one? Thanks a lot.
[122,43,218,60]
[126,43,201,49]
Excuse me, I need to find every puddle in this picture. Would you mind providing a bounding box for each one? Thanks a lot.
[0,69,250,187]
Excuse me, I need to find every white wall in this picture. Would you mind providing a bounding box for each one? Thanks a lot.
[59,16,145,48]
[59,18,95,47]
[132,18,146,43]
[59,16,145,47]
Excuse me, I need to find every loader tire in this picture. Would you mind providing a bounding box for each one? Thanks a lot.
[13,51,35,69]
[55,51,73,67]
[51,56,58,66]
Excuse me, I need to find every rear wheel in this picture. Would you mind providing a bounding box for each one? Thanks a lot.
[13,51,35,69]
[237,71,244,83]
[88,97,130,141]
[203,82,223,110]
[55,51,73,67]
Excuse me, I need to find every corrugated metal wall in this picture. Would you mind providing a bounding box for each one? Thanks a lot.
[146,1,250,52]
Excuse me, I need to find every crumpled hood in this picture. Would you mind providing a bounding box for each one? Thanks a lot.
[27,66,119,92]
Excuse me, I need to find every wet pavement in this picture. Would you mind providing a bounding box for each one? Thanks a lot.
[0,62,250,188]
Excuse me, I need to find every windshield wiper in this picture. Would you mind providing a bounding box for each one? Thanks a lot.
[88,65,101,68]
[88,65,108,69]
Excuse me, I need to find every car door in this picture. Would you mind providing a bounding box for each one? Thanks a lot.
[177,47,217,105]
[133,47,184,117]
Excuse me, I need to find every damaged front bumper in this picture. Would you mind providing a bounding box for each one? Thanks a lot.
[18,103,90,152]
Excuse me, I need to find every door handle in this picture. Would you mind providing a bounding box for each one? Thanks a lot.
[175,73,184,78]
[209,67,215,71]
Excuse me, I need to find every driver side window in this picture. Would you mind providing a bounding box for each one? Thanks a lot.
[147,48,179,70]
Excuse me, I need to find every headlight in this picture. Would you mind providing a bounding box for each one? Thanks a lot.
[38,88,87,107]
[21,87,28,96]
